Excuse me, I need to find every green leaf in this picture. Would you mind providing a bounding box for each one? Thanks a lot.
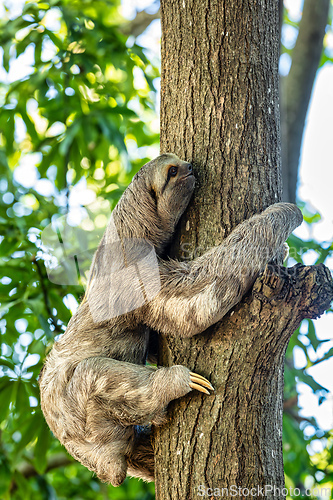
[34,418,51,474]
[10,471,32,500]
[15,379,30,415]
[0,453,11,498]
[38,314,53,339]
[0,381,15,421]
[49,290,71,322]
[18,106,39,143]
[306,319,320,352]
[0,299,22,315]
[58,120,82,156]
[311,346,333,366]
[0,358,15,370]
[0,238,20,257]
[16,411,43,452]
[3,42,11,72]
[299,371,329,396]
[44,29,63,50]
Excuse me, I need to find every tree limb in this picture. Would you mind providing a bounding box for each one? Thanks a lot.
[281,0,330,203]
[120,10,160,38]
[10,453,72,492]
[32,256,63,334]
[283,394,298,410]
[252,263,333,329]
[16,453,72,479]
[284,408,317,426]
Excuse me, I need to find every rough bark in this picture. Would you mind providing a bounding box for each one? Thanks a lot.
[154,1,333,499]
[159,0,282,252]
[281,0,330,203]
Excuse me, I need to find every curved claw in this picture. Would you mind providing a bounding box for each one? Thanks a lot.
[190,372,214,391]
[189,372,214,394]
[189,382,210,395]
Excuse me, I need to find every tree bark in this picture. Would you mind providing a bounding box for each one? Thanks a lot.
[281,0,330,203]
[154,1,333,499]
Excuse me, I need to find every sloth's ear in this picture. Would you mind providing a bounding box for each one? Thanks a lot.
[149,186,158,204]
[143,172,159,204]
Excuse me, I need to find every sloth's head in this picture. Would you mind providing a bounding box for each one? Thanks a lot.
[113,153,195,252]
[146,153,195,227]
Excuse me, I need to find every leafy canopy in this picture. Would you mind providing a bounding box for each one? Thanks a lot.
[0,0,157,498]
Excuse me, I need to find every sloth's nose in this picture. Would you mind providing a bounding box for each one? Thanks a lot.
[187,163,193,173]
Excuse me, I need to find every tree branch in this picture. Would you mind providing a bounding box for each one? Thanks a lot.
[281,0,330,203]
[283,394,298,410]
[32,256,63,333]
[120,10,160,38]
[10,453,72,492]
[284,408,317,426]
[16,453,72,479]
[252,263,333,329]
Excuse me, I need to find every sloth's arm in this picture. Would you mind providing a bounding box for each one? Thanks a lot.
[141,203,303,337]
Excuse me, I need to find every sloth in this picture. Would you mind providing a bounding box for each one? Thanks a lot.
[39,153,303,486]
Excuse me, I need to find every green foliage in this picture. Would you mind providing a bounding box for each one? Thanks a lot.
[283,204,333,494]
[0,0,157,498]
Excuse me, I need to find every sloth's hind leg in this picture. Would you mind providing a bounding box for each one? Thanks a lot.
[66,437,130,487]
[62,359,213,485]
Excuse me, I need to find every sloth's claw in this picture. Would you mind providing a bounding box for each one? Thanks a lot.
[189,372,214,394]
[189,382,210,395]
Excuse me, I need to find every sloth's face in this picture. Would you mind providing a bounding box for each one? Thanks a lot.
[152,153,196,225]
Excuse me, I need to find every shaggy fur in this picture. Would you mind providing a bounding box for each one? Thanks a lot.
[39,154,303,486]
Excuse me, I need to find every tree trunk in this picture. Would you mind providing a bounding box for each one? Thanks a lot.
[154,1,333,499]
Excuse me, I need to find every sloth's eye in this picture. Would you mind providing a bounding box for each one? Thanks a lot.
[168,166,178,177]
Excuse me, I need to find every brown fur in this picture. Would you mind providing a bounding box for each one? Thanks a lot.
[39,154,303,486]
